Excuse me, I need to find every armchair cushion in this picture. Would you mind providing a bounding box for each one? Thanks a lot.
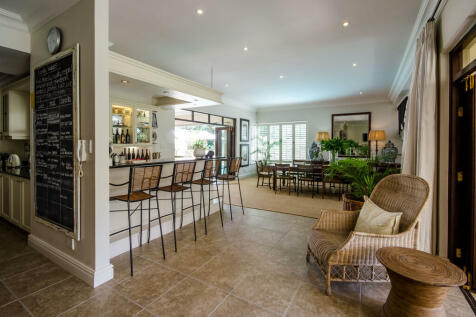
[307,230,347,263]
[354,198,402,235]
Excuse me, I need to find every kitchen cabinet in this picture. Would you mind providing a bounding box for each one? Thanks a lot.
[0,173,31,232]
[0,77,30,140]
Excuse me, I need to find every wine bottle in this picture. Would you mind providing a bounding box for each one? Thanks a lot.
[121,130,126,144]
[145,149,150,160]
[125,129,130,144]
[132,148,136,160]
[141,149,144,160]
[127,148,131,160]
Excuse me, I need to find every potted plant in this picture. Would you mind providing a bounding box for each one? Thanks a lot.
[326,158,400,210]
[192,140,207,157]
[252,137,281,166]
[343,139,359,156]
[321,138,344,162]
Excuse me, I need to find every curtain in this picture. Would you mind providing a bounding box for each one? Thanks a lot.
[401,20,437,253]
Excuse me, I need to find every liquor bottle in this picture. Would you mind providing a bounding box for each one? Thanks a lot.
[125,129,130,144]
[145,149,150,160]
[121,130,126,144]
[141,149,144,160]
[132,148,136,160]
[127,148,131,160]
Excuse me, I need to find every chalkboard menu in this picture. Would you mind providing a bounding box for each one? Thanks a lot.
[34,46,80,239]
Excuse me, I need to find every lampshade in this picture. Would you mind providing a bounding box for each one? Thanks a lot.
[368,130,386,141]
[316,131,330,142]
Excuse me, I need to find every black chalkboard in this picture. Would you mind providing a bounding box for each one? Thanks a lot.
[34,49,78,234]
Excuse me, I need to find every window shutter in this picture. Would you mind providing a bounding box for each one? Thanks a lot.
[281,124,293,162]
[294,123,307,160]
[269,125,280,161]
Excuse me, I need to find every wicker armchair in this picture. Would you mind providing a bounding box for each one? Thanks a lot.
[306,174,430,295]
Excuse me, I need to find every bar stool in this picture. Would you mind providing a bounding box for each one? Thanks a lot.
[156,161,197,258]
[110,164,162,276]
[192,159,223,232]
[217,157,244,220]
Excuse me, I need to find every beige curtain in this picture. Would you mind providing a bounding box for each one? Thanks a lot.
[401,20,437,253]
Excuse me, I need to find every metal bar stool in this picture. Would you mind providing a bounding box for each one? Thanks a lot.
[192,158,224,232]
[157,161,197,253]
[110,164,162,276]
[217,157,244,221]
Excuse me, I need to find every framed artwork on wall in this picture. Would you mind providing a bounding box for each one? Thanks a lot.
[240,118,249,142]
[240,144,249,167]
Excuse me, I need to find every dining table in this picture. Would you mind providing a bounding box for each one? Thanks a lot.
[265,163,329,191]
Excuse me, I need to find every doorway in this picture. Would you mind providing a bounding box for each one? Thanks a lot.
[215,127,234,158]
[448,25,476,289]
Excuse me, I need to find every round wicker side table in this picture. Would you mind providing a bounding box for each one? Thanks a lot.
[376,247,466,317]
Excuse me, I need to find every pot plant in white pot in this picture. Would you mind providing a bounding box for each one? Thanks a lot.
[192,140,207,158]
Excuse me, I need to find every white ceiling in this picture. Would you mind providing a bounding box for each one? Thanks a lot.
[110,0,423,108]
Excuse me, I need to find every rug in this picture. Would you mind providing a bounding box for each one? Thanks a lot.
[222,176,341,218]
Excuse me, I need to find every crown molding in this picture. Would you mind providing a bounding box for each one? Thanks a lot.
[109,51,223,105]
[0,8,30,53]
[388,0,446,104]
[256,97,390,113]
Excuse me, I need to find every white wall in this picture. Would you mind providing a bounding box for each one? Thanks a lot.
[29,0,111,287]
[256,101,401,160]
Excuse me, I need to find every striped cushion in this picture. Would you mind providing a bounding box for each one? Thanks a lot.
[307,230,347,263]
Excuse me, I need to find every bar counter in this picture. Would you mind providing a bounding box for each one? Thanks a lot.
[109,157,210,169]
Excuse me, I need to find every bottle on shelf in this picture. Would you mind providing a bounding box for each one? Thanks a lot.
[127,148,131,160]
[125,129,130,144]
[145,149,150,161]
[132,148,136,160]
[139,149,143,160]
[121,130,126,144]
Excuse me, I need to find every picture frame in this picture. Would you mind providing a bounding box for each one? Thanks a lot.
[152,111,158,128]
[240,144,249,167]
[240,118,250,142]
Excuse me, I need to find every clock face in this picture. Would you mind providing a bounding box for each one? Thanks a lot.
[47,27,61,54]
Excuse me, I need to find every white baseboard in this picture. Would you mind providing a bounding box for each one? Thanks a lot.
[109,200,221,258]
[28,235,114,287]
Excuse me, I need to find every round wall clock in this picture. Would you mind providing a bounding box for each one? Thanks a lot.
[47,27,62,54]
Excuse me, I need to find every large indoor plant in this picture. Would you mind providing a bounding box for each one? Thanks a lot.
[326,157,400,210]
[252,138,281,166]
[321,137,344,162]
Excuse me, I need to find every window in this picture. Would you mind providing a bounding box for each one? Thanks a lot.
[253,122,307,162]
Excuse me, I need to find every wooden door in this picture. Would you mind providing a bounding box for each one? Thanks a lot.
[215,127,234,158]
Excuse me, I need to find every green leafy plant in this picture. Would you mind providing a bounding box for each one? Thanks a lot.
[356,144,369,157]
[251,137,281,166]
[326,158,400,201]
[321,138,344,161]
[192,140,206,150]
[343,139,359,151]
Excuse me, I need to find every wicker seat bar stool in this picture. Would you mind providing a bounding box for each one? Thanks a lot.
[191,158,224,232]
[110,163,162,276]
[216,157,244,221]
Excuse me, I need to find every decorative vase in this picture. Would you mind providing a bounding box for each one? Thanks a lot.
[193,148,206,158]
[381,140,398,163]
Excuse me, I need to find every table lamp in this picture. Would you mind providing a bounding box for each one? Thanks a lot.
[369,130,386,157]
[316,132,330,142]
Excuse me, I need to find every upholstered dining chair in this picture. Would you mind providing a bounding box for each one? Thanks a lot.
[306,174,430,295]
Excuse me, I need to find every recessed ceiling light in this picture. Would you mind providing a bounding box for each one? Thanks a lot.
[121,80,128,85]
[279,75,284,79]
[359,91,363,95]
[225,83,230,88]
[352,63,357,67]
[162,90,168,94]
[196,9,204,15]
[243,46,248,52]
[343,21,350,27]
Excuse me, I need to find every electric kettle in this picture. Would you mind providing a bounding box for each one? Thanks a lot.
[7,154,21,168]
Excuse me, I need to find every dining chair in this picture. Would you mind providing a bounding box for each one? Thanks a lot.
[256,160,272,188]
[275,163,296,195]
[297,164,319,198]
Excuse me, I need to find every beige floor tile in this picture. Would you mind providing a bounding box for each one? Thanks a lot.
[211,295,278,317]
[231,270,301,315]
[3,263,71,298]
[21,277,102,317]
[107,254,157,286]
[0,301,30,317]
[146,278,227,317]
[0,252,50,279]
[444,293,474,317]
[60,288,142,317]
[160,244,216,274]
[0,282,15,307]
[191,253,255,292]
[135,309,157,317]
[113,263,185,306]
[289,283,363,317]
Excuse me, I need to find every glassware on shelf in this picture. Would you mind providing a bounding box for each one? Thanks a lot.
[135,109,150,144]
[111,105,133,144]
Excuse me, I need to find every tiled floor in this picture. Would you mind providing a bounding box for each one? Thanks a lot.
[0,207,474,316]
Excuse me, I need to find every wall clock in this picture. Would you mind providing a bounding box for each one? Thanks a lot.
[47,27,62,54]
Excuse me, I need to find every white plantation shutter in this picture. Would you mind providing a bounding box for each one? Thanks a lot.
[255,122,307,162]
[281,124,293,162]
[269,125,280,161]
[294,123,307,160]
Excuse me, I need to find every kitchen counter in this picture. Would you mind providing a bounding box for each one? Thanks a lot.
[0,166,30,179]
[109,157,211,169]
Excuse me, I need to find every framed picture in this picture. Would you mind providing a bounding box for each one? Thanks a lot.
[240,118,249,142]
[240,144,249,167]
[152,111,158,128]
